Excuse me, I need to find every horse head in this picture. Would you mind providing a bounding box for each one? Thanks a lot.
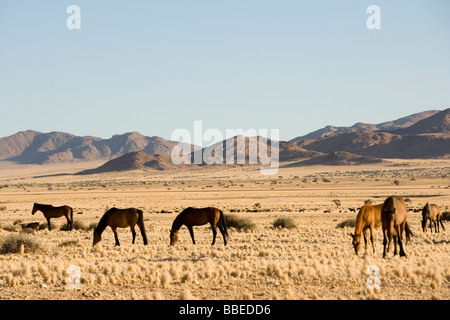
[349,232,362,255]
[93,229,102,246]
[169,229,179,246]
[31,203,38,215]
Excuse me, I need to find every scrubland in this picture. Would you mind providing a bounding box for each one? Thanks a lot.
[0,159,449,300]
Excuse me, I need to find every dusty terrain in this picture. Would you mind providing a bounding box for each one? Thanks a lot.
[0,159,449,300]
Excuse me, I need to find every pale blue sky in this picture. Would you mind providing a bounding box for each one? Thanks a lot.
[0,1,449,141]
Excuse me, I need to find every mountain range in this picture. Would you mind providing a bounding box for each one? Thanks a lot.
[0,108,448,172]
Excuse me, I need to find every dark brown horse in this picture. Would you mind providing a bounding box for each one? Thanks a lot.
[349,201,382,255]
[169,207,229,246]
[93,207,148,246]
[421,203,445,233]
[381,197,414,258]
[32,203,73,231]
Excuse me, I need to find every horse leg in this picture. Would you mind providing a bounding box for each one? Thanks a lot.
[113,228,120,246]
[429,219,433,233]
[187,226,196,244]
[66,216,72,231]
[396,225,406,257]
[434,220,438,233]
[46,218,52,231]
[362,227,368,252]
[218,225,227,246]
[393,235,398,256]
[369,226,376,254]
[211,226,217,246]
[382,230,388,258]
[131,226,136,244]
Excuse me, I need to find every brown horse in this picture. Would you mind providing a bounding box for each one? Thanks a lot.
[421,203,445,233]
[93,207,148,246]
[169,207,229,246]
[381,196,414,258]
[349,201,382,255]
[32,203,73,231]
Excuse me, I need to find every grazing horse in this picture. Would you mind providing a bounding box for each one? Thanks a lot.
[32,203,73,231]
[381,197,414,258]
[421,203,445,233]
[349,202,382,255]
[169,207,229,246]
[93,207,148,246]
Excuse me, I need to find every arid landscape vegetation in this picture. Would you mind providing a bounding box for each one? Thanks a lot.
[0,109,449,300]
[0,159,449,300]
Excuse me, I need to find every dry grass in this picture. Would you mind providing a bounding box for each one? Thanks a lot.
[0,160,448,300]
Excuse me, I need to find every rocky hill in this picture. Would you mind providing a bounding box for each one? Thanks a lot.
[0,131,194,164]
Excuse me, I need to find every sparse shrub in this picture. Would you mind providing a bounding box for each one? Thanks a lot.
[0,234,43,254]
[336,219,355,228]
[60,220,86,231]
[441,211,450,221]
[2,224,19,232]
[87,222,98,230]
[273,217,297,229]
[225,214,256,231]
[59,239,81,247]
[39,222,56,230]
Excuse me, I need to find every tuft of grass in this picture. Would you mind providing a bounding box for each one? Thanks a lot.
[441,211,450,221]
[60,220,87,231]
[273,217,297,229]
[0,234,43,254]
[336,219,355,228]
[39,222,57,231]
[225,214,256,231]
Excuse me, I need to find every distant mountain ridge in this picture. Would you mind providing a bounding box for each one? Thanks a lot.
[290,110,440,142]
[0,131,194,164]
[0,108,448,171]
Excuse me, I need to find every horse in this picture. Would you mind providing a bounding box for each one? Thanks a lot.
[421,203,445,233]
[31,203,73,231]
[381,196,414,258]
[169,207,229,246]
[93,207,148,246]
[349,201,382,255]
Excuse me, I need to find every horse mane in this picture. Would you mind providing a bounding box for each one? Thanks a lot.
[35,203,53,209]
[382,196,396,214]
[94,213,109,234]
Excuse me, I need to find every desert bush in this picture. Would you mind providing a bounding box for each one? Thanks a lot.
[225,214,256,231]
[0,234,43,254]
[39,222,56,230]
[336,219,355,228]
[60,220,87,231]
[441,211,450,221]
[273,217,297,229]
[2,224,20,232]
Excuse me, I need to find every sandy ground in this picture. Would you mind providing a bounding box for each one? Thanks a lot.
[0,159,449,300]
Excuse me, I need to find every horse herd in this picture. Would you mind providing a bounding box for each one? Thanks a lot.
[31,203,228,248]
[349,197,445,258]
[30,197,445,258]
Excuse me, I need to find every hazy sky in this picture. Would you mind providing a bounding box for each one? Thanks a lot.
[0,1,449,141]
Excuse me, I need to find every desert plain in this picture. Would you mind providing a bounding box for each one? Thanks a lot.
[0,159,449,300]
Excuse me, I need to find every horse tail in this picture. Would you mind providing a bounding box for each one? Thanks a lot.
[68,206,74,230]
[219,210,229,240]
[405,222,415,244]
[137,209,148,245]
